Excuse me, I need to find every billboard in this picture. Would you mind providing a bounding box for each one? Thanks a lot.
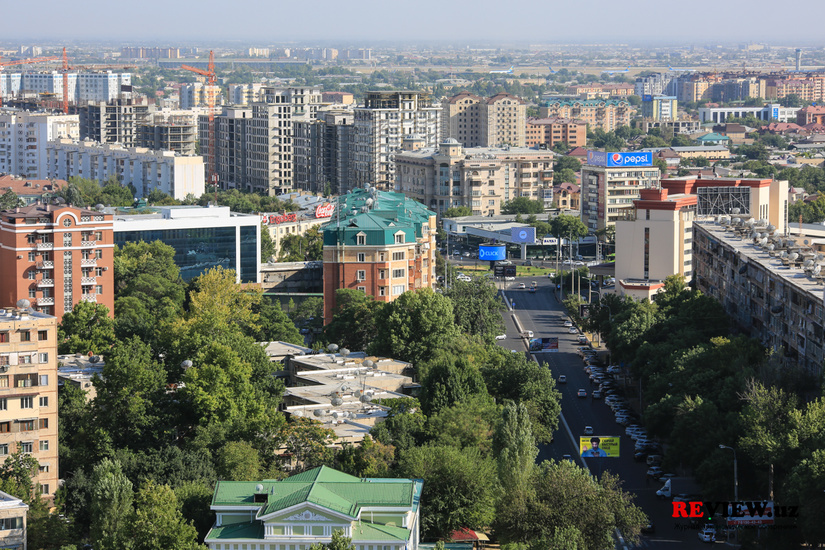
[478,244,506,261]
[529,337,559,352]
[315,203,336,218]
[726,501,775,526]
[579,436,620,457]
[261,213,297,225]
[511,226,536,244]
[587,151,653,167]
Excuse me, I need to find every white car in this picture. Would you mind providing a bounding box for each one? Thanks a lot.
[583,426,594,436]
[517,282,526,289]
[495,334,507,340]
[564,320,573,327]
[568,327,579,334]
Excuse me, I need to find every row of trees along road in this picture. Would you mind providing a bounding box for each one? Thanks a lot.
[575,275,825,548]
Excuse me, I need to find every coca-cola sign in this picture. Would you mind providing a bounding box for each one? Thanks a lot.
[261,213,297,225]
[315,203,335,219]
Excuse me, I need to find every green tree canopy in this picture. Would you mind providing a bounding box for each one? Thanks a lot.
[90,459,134,550]
[442,206,473,217]
[443,278,505,340]
[323,290,385,352]
[130,481,204,550]
[554,156,582,173]
[501,197,545,215]
[58,301,116,355]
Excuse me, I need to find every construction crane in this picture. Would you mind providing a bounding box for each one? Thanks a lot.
[0,54,58,107]
[181,51,218,188]
[59,47,135,115]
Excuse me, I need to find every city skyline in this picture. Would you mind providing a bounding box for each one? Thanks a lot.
[6,0,825,45]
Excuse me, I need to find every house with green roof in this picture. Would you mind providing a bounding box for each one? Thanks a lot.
[206,466,424,550]
[322,188,437,324]
[695,132,731,146]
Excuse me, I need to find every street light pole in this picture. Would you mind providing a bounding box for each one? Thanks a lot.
[719,445,739,503]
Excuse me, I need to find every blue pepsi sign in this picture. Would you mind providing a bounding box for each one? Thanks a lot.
[478,244,506,261]
[587,151,652,167]
[772,107,779,119]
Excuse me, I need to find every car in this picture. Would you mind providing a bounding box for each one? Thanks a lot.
[603,278,616,287]
[462,251,471,257]
[564,320,573,327]
[583,426,594,435]
[524,330,534,338]
[547,272,554,278]
[505,276,515,281]
[517,282,526,289]
[558,375,567,384]
[660,473,677,480]
[592,390,602,399]
[523,260,533,266]
[495,334,507,340]
[562,259,573,265]
[568,327,579,334]
[698,525,716,543]
[607,366,621,374]
[528,287,536,293]
[634,450,650,461]
[673,493,702,503]
[510,349,520,353]
[641,522,655,534]
[531,281,537,287]
[562,454,573,463]
[575,254,584,261]
[453,250,462,256]
[577,388,587,398]
[646,467,664,479]
[574,261,585,267]
[647,455,663,466]
[577,335,588,344]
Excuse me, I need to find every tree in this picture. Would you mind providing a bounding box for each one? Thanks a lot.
[779,94,803,108]
[442,206,473,217]
[254,297,303,345]
[493,402,538,493]
[335,435,395,478]
[100,182,134,207]
[737,143,769,161]
[130,481,204,550]
[640,135,668,149]
[275,418,336,472]
[443,278,505,339]
[553,168,578,184]
[370,288,459,366]
[501,197,545,215]
[279,226,323,262]
[420,352,487,416]
[289,296,323,331]
[310,530,355,550]
[261,223,276,262]
[426,394,499,455]
[0,189,23,210]
[187,266,261,337]
[214,440,261,481]
[370,398,426,456]
[671,134,693,147]
[145,189,179,206]
[57,301,116,355]
[90,459,134,550]
[549,214,588,267]
[0,449,39,502]
[323,290,385,352]
[554,156,582,173]
[397,444,497,538]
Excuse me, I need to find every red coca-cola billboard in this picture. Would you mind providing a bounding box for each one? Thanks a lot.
[315,203,335,219]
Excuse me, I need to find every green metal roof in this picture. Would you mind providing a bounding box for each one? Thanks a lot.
[212,466,423,519]
[323,189,435,247]
[206,521,264,541]
[351,522,412,542]
[696,132,731,142]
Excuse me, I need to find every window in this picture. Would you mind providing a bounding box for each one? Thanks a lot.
[28,252,36,261]
[21,397,33,409]
[29,289,36,299]
[392,285,405,295]
[0,423,9,433]
[39,418,48,430]
[0,333,6,343]
[37,330,47,341]
[357,286,366,293]
[62,218,71,227]
[19,420,35,432]
[392,251,405,261]
[356,270,366,281]
[95,250,103,259]
[19,442,32,454]
[39,397,48,408]
[0,517,21,529]
[0,376,7,388]
[39,375,48,386]
[27,234,36,245]
[96,285,103,295]
[39,440,49,451]
[95,267,103,277]
[38,464,48,473]
[0,445,7,456]
[392,269,405,279]
[0,399,5,411]
[27,270,36,280]
[357,235,366,245]
[20,331,30,342]
[40,485,49,495]
[395,234,405,244]
[357,253,366,262]
[38,353,48,364]
[379,287,386,296]
[20,355,31,365]
[378,269,386,279]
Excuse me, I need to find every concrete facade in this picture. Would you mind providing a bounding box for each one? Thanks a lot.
[525,117,587,148]
[0,111,79,179]
[539,99,631,132]
[580,160,660,233]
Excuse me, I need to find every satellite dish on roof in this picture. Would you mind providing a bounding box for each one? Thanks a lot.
[313,409,326,417]
[293,410,304,417]
[16,299,30,309]
[331,396,344,407]
[256,484,264,492]
[815,265,822,276]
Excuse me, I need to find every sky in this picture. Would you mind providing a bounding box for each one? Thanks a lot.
[6,0,824,45]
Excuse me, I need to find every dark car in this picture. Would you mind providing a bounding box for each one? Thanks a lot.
[634,450,650,461]
[642,522,655,534]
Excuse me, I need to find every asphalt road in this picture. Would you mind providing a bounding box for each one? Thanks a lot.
[495,276,716,549]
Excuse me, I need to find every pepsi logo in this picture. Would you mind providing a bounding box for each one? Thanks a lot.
[612,153,622,163]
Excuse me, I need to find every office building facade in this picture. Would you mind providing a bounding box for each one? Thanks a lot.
[641,95,677,121]
[698,104,800,124]
[0,204,114,320]
[322,189,436,324]
[396,140,554,216]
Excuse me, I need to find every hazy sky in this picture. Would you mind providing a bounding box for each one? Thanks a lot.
[6,0,823,45]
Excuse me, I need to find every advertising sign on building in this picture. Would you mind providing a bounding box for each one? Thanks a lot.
[479,244,506,261]
[511,226,536,243]
[315,203,336,219]
[587,151,653,167]
[261,213,297,225]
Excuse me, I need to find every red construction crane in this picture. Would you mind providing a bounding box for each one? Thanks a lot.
[59,47,135,114]
[181,51,218,187]
[0,54,58,107]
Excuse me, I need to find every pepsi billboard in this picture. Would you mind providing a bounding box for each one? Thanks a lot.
[478,244,506,261]
[587,151,653,168]
[511,226,536,243]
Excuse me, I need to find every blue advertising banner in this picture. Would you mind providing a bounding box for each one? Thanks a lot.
[478,245,506,261]
[511,226,536,243]
[587,151,653,167]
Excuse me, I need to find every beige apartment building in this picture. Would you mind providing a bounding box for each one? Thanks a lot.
[442,92,527,147]
[0,307,58,500]
[525,117,587,148]
[539,99,631,132]
[396,139,555,216]
[580,156,661,233]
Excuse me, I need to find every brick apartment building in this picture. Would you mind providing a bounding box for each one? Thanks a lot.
[0,204,114,319]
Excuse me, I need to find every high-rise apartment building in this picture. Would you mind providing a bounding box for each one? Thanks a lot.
[539,99,631,132]
[635,73,674,97]
[525,117,587,148]
[136,109,198,156]
[79,99,152,148]
[396,139,554,216]
[179,83,222,110]
[0,71,131,107]
[580,151,661,232]
[0,111,79,179]
[641,95,678,121]
[0,204,114,320]
[322,188,436,324]
[0,306,59,500]
[442,92,526,148]
[47,139,205,200]
[352,91,441,189]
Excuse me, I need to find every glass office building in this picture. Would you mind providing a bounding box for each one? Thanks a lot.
[113,206,261,283]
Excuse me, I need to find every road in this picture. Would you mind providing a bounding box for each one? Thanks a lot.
[496,275,715,549]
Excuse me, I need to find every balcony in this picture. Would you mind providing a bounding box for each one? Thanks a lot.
[36,279,54,288]
[36,297,54,306]
[36,261,53,270]
[36,242,53,251]
[80,258,97,267]
[81,295,97,303]
[80,240,96,248]
[81,277,96,286]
